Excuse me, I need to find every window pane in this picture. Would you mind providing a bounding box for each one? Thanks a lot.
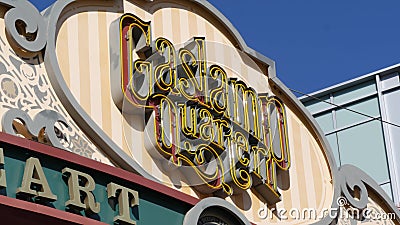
[380,72,399,91]
[326,134,340,166]
[337,120,389,184]
[333,80,376,105]
[315,112,334,134]
[382,89,400,202]
[380,183,393,200]
[302,95,331,114]
[335,97,380,129]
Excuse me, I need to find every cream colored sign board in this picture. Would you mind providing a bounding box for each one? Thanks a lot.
[0,0,397,224]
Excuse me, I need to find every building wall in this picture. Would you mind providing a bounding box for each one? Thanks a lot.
[300,64,400,207]
[0,0,397,224]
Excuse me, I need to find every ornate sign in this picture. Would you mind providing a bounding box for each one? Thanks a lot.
[114,14,290,204]
[0,0,397,224]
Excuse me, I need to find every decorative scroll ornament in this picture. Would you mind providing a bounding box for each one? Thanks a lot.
[0,0,111,164]
[338,166,369,211]
[2,109,69,150]
[312,165,400,225]
[0,31,105,161]
[0,0,47,52]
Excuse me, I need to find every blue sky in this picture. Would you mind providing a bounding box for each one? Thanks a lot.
[29,0,400,95]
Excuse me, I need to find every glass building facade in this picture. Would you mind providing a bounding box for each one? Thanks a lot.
[300,64,400,207]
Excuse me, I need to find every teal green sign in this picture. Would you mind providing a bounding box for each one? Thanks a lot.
[0,142,191,225]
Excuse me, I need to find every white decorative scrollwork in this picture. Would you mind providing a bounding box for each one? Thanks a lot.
[0,5,111,164]
[2,108,69,149]
[0,0,47,52]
